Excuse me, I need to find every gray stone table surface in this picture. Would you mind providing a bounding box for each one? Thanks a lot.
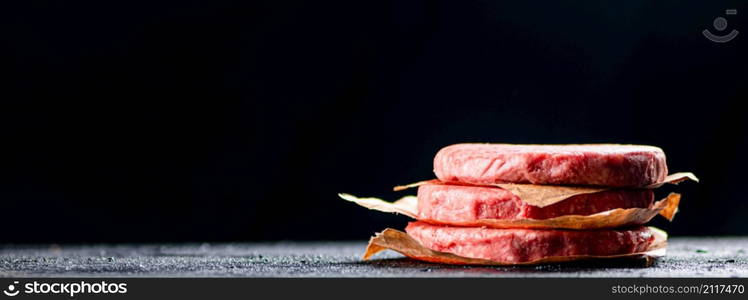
[1,237,747,277]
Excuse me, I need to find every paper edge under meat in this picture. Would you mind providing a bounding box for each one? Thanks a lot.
[392,172,697,207]
[339,192,680,229]
[363,227,668,266]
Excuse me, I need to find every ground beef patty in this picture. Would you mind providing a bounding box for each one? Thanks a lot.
[405,221,655,263]
[417,182,654,222]
[433,144,668,187]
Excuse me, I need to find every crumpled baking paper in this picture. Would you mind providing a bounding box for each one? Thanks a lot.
[393,172,697,207]
[363,226,668,266]
[340,192,680,229]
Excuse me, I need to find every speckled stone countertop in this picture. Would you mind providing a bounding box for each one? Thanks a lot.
[1,237,746,277]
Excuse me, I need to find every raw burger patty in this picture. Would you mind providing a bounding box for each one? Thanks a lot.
[405,221,655,263]
[417,182,654,222]
[433,144,668,187]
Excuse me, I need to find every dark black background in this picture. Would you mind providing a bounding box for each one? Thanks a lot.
[1,1,746,243]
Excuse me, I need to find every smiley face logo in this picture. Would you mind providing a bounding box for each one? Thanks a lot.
[703,9,739,43]
[3,281,20,297]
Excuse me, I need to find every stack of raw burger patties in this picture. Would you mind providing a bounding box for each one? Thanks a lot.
[406,143,669,264]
